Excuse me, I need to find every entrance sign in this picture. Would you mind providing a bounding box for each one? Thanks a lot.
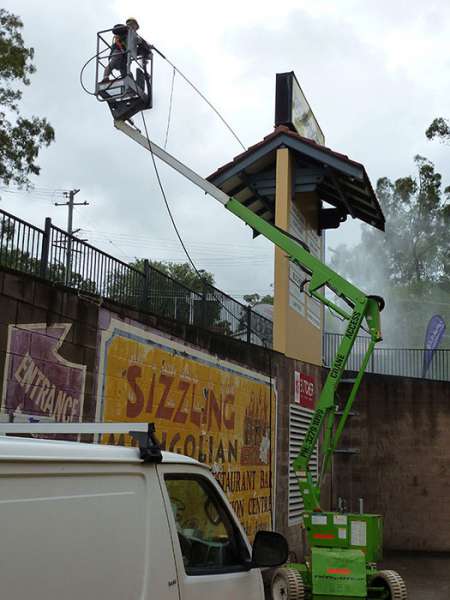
[275,71,325,146]
[1,323,85,424]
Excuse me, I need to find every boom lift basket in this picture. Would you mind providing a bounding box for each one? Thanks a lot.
[94,27,153,121]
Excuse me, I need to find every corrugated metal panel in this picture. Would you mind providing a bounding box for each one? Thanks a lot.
[288,404,319,526]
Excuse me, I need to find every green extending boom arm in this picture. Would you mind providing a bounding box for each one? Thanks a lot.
[226,199,383,511]
[115,120,383,514]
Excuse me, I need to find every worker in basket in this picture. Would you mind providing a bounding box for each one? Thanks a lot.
[101,17,150,82]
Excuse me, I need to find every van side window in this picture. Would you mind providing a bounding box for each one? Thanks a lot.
[165,475,249,575]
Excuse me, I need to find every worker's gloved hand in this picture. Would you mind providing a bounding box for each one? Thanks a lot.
[138,40,152,57]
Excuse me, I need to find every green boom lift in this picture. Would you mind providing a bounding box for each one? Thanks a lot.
[93,40,407,599]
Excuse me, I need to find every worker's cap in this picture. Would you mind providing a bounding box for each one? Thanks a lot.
[126,17,139,30]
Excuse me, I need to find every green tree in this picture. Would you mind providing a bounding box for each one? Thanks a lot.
[331,155,450,286]
[329,155,450,347]
[0,217,40,273]
[426,117,450,143]
[243,293,274,307]
[46,262,97,293]
[0,10,54,187]
[106,259,233,332]
[134,259,214,292]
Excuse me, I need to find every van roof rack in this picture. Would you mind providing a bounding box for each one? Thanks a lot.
[129,423,162,463]
[0,422,163,463]
[0,422,150,434]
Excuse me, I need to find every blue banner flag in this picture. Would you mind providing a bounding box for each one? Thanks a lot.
[422,315,446,378]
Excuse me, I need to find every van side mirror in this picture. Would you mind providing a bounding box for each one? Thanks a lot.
[250,531,288,568]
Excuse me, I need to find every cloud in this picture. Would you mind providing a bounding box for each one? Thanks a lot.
[2,0,450,300]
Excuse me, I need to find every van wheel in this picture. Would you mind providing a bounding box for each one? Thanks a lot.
[271,567,305,600]
[370,570,407,600]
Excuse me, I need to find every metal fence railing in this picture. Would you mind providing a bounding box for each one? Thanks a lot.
[46,220,145,302]
[323,332,450,382]
[0,209,44,277]
[0,210,273,347]
[2,209,449,371]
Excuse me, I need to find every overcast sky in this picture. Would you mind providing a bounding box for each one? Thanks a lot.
[2,0,450,300]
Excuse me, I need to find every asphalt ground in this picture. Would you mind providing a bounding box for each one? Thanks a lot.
[380,551,450,600]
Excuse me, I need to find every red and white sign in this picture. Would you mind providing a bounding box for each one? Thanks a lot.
[294,371,315,410]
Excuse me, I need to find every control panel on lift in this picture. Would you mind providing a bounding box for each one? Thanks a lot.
[303,511,383,562]
[95,27,153,121]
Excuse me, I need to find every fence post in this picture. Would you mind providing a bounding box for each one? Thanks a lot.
[246,306,252,344]
[141,259,150,310]
[201,282,208,328]
[40,217,51,279]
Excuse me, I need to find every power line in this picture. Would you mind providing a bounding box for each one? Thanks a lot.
[54,189,89,235]
[0,185,70,194]
[152,46,246,151]
[163,66,176,149]
[72,207,131,263]
[79,43,246,151]
[82,234,272,261]
[141,112,201,277]
[82,232,273,254]
[81,229,273,251]
[80,243,272,262]
[140,111,268,344]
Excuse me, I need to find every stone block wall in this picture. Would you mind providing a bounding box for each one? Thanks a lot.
[331,373,450,551]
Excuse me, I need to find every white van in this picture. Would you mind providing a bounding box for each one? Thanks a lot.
[0,427,287,600]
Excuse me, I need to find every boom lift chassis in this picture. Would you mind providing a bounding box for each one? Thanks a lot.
[93,42,406,594]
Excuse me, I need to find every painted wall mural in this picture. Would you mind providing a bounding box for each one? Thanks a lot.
[0,313,276,539]
[96,309,276,540]
[1,323,86,423]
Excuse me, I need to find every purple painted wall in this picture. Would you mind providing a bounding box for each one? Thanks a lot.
[2,324,85,422]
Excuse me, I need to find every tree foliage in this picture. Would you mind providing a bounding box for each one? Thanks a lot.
[329,155,450,346]
[0,9,54,187]
[133,259,215,292]
[243,293,274,306]
[106,259,234,331]
[331,155,450,287]
[426,117,450,144]
[144,261,226,330]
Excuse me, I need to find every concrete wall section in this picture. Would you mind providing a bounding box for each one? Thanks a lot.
[332,373,450,552]
[0,270,98,425]
[271,355,322,558]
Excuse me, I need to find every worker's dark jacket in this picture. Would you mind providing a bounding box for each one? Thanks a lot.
[111,24,128,52]
[111,24,151,57]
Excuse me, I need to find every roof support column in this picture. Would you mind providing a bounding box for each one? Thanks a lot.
[273,148,323,364]
[273,147,292,357]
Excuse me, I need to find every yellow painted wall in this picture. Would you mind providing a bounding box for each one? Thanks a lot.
[97,318,276,541]
[273,148,323,365]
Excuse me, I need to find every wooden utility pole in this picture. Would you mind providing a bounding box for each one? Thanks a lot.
[55,189,88,284]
